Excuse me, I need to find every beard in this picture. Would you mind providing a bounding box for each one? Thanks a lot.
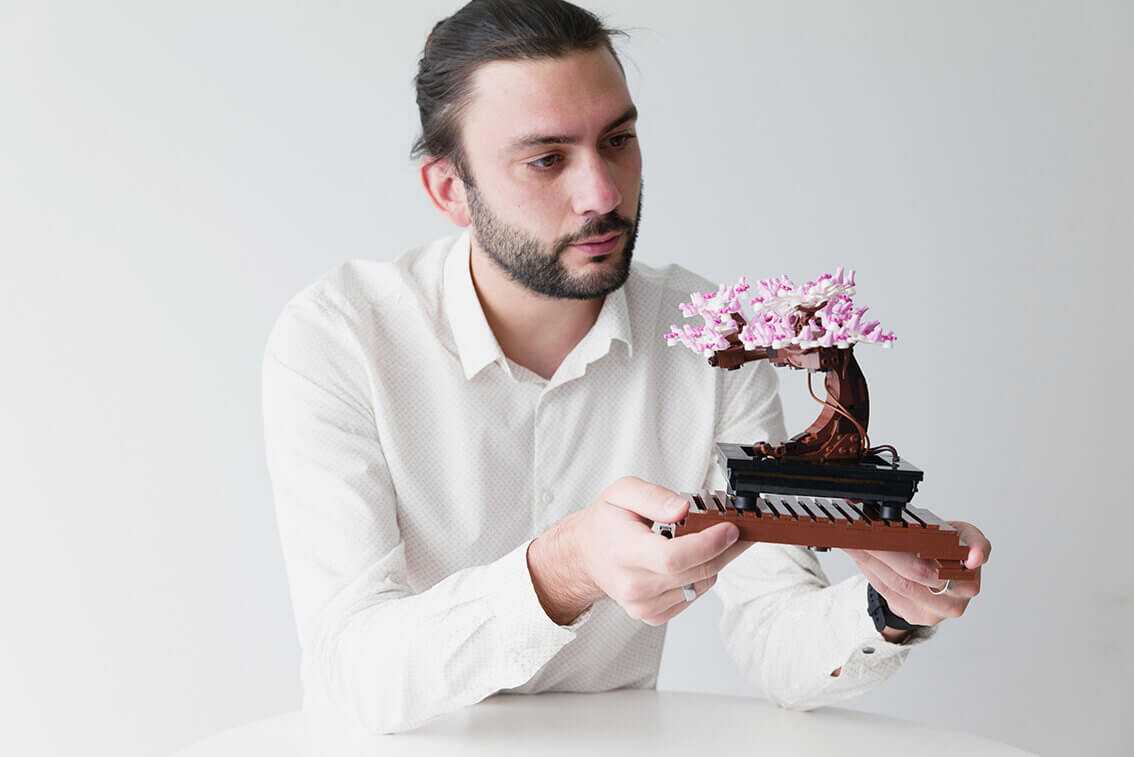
[465,178,642,300]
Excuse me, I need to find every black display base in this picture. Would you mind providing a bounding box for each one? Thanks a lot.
[717,442,924,520]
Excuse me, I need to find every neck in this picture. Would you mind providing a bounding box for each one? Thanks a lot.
[468,241,604,381]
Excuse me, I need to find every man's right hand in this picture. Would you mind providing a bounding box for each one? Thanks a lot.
[526,476,752,626]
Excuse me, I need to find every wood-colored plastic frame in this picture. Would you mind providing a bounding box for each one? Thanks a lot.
[653,490,972,581]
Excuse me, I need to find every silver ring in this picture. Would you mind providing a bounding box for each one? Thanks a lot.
[929,579,953,596]
[681,583,697,602]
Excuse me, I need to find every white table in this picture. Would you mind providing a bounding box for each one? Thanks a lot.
[172,690,1035,757]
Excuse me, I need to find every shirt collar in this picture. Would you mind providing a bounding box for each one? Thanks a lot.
[441,228,635,382]
[442,229,505,380]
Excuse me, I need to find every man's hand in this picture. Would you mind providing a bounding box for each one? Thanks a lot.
[527,476,751,626]
[842,520,991,640]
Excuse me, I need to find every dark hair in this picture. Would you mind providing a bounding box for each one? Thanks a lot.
[411,0,627,180]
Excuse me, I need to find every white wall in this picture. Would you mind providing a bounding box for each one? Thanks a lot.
[1,2,1130,755]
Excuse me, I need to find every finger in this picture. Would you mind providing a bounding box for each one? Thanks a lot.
[844,547,946,592]
[639,576,718,626]
[843,549,933,601]
[846,549,972,620]
[948,521,992,570]
[602,476,688,523]
[643,521,741,575]
[668,538,753,587]
[850,555,942,627]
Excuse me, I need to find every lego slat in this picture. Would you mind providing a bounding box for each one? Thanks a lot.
[718,491,737,517]
[705,490,725,515]
[806,500,825,522]
[709,490,725,512]
[786,496,807,520]
[841,500,877,526]
[797,497,836,528]
[911,511,968,549]
[829,500,868,528]
[903,508,929,528]
[905,505,947,531]
[817,499,849,525]
[688,493,707,514]
[756,496,777,520]
[773,496,792,520]
[793,498,818,523]
[779,497,802,521]
[900,510,924,529]
[805,498,834,523]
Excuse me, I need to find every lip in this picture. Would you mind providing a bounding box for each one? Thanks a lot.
[570,232,622,256]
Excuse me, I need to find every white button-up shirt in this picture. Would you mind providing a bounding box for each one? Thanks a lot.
[261,230,934,734]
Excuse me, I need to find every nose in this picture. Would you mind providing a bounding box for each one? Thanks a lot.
[570,152,622,218]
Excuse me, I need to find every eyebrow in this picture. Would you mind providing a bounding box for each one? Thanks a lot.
[506,105,638,152]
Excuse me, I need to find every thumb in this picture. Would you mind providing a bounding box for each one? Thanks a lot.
[601,476,688,523]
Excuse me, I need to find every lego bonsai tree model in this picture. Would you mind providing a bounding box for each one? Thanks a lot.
[658,268,972,581]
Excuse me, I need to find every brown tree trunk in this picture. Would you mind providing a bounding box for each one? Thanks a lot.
[754,346,870,462]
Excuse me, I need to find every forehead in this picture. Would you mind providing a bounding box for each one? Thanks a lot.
[463,48,634,153]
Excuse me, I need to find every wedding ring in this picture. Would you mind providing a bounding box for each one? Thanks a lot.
[681,583,697,602]
[929,579,953,596]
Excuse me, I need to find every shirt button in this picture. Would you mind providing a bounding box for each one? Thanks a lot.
[861,647,876,655]
[541,490,554,505]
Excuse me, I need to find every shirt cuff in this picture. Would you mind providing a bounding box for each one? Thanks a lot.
[483,539,592,673]
[828,575,939,680]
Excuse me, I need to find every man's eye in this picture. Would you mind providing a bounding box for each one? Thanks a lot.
[528,154,562,170]
[607,133,637,148]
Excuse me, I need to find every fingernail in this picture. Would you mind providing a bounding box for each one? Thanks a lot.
[726,525,739,544]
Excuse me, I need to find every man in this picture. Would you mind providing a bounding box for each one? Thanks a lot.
[261,0,990,735]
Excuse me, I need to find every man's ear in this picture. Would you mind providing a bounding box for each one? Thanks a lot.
[420,157,471,227]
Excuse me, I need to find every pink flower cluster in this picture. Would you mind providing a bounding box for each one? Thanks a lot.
[664,268,896,356]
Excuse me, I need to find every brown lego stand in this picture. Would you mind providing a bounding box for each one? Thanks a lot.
[653,490,971,582]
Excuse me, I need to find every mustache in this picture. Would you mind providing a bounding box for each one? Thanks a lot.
[557,212,634,251]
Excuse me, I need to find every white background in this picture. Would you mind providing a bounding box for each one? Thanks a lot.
[2,1,1131,755]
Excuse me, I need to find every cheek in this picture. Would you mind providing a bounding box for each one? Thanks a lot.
[513,188,561,216]
[617,151,643,206]
[508,183,571,232]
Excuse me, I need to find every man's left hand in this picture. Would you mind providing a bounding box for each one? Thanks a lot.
[842,520,991,635]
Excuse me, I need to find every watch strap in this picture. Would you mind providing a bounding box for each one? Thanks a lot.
[867,583,928,632]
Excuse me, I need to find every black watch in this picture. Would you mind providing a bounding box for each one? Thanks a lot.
[866,583,928,633]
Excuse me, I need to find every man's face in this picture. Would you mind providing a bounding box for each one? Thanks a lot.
[457,47,643,300]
